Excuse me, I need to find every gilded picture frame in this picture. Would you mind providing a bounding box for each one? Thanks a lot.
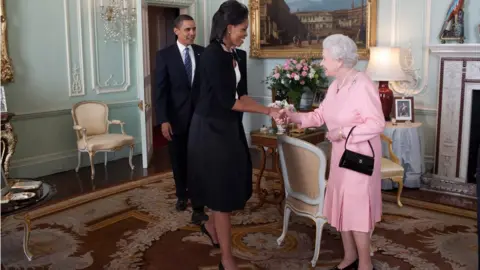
[1,0,14,84]
[248,0,377,59]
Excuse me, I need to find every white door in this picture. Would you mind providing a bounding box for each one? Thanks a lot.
[137,0,153,168]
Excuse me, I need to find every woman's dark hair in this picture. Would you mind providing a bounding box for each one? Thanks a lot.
[209,0,248,43]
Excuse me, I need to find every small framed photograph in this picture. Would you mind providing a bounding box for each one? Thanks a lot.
[393,96,414,122]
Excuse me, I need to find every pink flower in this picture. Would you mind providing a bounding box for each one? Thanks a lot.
[291,72,296,77]
[300,80,305,85]
[274,73,280,79]
[292,60,297,64]
[296,64,302,70]
[301,71,308,77]
[303,65,309,71]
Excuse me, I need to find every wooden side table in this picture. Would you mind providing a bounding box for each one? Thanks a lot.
[250,128,326,211]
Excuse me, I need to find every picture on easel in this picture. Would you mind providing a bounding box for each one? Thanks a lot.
[393,96,414,122]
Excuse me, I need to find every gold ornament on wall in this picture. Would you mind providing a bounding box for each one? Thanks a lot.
[1,0,14,84]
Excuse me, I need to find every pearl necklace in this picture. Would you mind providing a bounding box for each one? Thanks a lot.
[336,69,356,93]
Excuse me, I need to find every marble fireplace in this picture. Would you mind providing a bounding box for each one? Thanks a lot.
[423,45,480,198]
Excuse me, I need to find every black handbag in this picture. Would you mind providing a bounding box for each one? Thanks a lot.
[338,126,375,176]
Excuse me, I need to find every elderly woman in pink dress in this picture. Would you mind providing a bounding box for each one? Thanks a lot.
[279,34,385,270]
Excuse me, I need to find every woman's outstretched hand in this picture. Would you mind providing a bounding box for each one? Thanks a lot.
[278,109,302,125]
[268,107,281,119]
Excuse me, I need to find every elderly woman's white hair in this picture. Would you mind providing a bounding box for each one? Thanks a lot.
[322,34,358,68]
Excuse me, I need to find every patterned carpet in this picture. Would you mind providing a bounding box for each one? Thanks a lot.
[1,171,477,270]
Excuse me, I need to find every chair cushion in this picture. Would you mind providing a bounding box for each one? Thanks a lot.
[381,158,404,178]
[77,134,134,152]
[285,196,322,217]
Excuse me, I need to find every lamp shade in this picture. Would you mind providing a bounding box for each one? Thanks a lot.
[366,47,407,81]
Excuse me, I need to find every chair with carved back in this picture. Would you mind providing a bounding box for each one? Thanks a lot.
[276,135,328,267]
[380,133,405,207]
[71,101,135,179]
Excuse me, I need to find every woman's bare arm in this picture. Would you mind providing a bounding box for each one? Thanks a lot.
[232,95,271,115]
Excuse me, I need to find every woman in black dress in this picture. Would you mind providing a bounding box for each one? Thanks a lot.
[187,1,280,269]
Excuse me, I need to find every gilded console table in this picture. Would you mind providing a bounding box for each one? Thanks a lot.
[1,112,17,178]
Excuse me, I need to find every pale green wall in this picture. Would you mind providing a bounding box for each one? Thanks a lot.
[199,0,480,172]
[4,0,478,178]
[4,0,141,178]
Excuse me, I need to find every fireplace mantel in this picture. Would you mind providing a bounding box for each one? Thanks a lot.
[422,53,480,198]
[429,44,480,58]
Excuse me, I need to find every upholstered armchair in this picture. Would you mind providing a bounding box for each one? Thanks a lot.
[71,101,135,179]
[380,134,404,207]
[276,135,328,267]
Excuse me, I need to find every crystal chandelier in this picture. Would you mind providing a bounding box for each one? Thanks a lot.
[99,0,136,43]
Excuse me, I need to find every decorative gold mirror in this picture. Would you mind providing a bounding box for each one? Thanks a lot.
[1,0,14,83]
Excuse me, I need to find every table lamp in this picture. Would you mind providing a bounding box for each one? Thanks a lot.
[366,47,407,120]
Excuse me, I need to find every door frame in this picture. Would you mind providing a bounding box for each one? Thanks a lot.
[137,0,198,169]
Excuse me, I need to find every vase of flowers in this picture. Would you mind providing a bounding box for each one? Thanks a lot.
[265,58,328,110]
[268,100,296,134]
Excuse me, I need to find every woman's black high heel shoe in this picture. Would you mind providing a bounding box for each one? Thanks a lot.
[219,262,225,270]
[200,223,220,248]
[330,259,359,270]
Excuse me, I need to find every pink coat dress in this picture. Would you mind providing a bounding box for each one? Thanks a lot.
[296,72,385,233]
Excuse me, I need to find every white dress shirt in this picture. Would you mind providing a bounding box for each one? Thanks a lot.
[220,44,242,99]
[177,40,196,85]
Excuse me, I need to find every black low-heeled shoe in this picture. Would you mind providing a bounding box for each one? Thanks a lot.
[219,262,224,270]
[330,259,359,270]
[200,224,220,248]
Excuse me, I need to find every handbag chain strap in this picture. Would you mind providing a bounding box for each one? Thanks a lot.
[344,126,375,158]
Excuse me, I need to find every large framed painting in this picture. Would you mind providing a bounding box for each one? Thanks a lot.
[249,0,377,59]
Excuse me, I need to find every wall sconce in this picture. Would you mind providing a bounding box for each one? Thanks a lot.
[99,0,136,43]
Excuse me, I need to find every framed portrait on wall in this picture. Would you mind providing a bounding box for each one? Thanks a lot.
[248,0,377,59]
[393,96,414,122]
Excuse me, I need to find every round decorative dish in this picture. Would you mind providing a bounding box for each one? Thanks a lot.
[10,192,36,202]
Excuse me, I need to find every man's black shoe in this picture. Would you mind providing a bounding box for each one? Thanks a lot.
[176,199,187,211]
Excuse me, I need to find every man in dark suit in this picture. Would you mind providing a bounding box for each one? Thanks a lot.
[155,14,207,225]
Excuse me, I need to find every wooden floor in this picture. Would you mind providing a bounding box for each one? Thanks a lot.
[12,146,478,215]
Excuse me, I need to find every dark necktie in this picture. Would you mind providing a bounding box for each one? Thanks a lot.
[184,47,192,85]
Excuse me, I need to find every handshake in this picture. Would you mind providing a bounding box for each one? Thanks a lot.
[265,101,345,142]
[266,101,299,125]
[267,107,299,125]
